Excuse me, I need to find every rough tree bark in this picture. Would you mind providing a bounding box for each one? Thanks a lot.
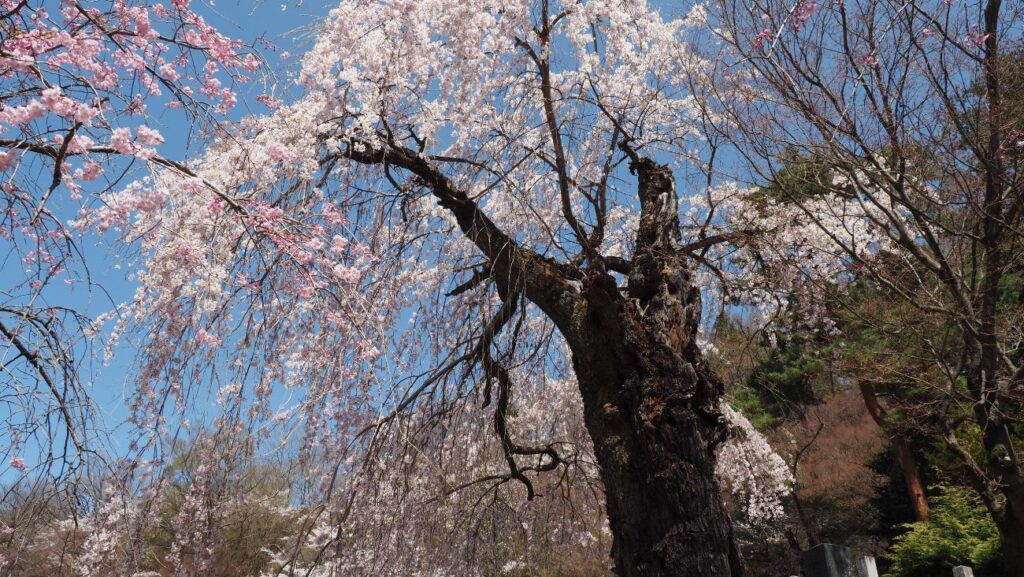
[997,497,1024,577]
[350,141,742,577]
[562,157,742,577]
[972,390,1024,577]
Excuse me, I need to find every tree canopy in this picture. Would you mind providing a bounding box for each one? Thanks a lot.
[2,1,1023,576]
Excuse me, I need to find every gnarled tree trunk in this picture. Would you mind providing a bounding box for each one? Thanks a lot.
[560,157,742,577]
[351,142,742,577]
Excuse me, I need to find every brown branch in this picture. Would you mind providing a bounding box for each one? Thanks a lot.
[341,138,582,331]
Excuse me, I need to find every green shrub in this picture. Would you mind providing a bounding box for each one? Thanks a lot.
[885,486,1001,577]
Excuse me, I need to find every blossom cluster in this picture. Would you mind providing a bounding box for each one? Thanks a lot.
[1,1,262,475]
[716,404,794,527]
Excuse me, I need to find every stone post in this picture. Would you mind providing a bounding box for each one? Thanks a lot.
[856,556,878,577]
[801,544,855,577]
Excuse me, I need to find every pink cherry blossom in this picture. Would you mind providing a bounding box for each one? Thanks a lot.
[0,150,18,172]
[136,126,165,146]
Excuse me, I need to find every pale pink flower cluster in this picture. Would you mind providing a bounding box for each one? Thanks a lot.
[261,361,608,576]
[0,0,258,286]
[9,456,28,473]
[683,169,904,331]
[1,2,264,475]
[792,0,817,31]
[716,405,793,527]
